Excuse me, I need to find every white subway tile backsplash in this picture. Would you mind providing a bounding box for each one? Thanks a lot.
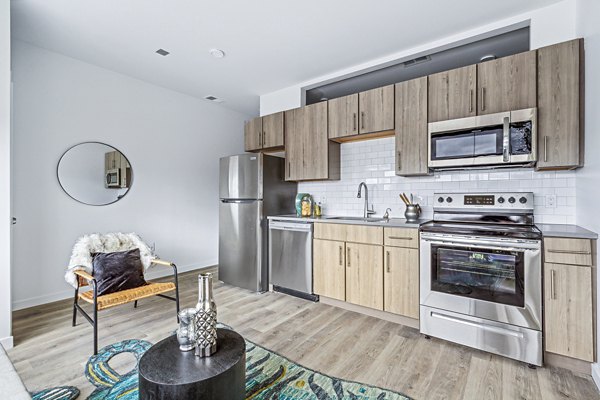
[298,137,576,223]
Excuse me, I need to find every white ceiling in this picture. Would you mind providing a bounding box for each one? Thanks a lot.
[11,0,562,116]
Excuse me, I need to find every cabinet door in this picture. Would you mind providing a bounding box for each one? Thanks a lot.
[384,246,419,319]
[395,77,429,176]
[284,108,303,181]
[477,50,537,115]
[302,102,330,180]
[544,263,594,361]
[244,117,263,151]
[537,39,583,170]
[313,239,346,301]
[345,243,383,310]
[358,85,394,134]
[262,112,284,149]
[428,65,477,122]
[328,94,359,139]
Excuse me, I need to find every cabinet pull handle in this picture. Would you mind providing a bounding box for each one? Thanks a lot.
[347,247,351,267]
[550,269,556,300]
[469,89,473,113]
[480,87,485,111]
[397,151,401,171]
[288,161,291,178]
[361,112,365,130]
[386,251,391,273]
[339,246,343,266]
[388,236,413,240]
[544,136,548,163]
[547,249,591,255]
[353,113,357,131]
[262,131,266,147]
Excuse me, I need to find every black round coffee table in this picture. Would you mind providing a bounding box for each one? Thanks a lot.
[139,328,246,399]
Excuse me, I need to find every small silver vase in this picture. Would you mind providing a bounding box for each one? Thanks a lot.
[194,272,217,357]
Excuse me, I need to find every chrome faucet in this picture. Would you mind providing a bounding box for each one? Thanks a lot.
[357,182,375,218]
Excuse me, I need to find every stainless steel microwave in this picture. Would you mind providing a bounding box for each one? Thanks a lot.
[105,168,121,188]
[428,108,537,169]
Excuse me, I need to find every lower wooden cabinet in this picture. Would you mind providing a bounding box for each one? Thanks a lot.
[313,239,346,301]
[383,246,419,319]
[544,262,594,361]
[345,243,383,310]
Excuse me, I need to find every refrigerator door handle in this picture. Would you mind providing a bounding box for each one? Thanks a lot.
[220,199,259,204]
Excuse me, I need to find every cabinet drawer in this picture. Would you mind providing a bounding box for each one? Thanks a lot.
[384,227,419,248]
[314,223,383,245]
[544,238,592,266]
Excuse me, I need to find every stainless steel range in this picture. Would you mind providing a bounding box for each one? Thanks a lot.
[419,192,543,366]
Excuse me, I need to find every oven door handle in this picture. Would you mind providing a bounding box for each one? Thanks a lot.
[422,239,540,253]
[430,312,525,339]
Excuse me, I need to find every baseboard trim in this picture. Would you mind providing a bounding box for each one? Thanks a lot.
[0,336,13,350]
[12,260,218,311]
[319,296,420,330]
[592,363,600,391]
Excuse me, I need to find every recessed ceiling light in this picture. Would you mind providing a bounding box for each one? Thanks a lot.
[156,49,170,56]
[204,95,224,103]
[209,48,226,59]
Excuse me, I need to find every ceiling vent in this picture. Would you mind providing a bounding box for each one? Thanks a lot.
[204,95,224,103]
[156,49,170,56]
[403,55,431,67]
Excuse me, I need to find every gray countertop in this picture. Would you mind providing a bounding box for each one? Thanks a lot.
[267,214,429,228]
[268,215,597,239]
[536,224,598,239]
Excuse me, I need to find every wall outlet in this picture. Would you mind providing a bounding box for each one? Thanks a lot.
[546,194,557,208]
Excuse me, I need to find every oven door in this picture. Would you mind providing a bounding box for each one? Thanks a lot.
[420,233,542,330]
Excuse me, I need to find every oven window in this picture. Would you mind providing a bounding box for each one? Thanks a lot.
[431,245,524,307]
[431,126,503,161]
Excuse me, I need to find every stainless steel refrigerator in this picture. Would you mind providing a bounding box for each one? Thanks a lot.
[219,154,297,292]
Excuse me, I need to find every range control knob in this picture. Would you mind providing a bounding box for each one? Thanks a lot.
[446,197,453,203]
[497,196,505,204]
[438,197,444,203]
[508,197,516,204]
[519,196,528,204]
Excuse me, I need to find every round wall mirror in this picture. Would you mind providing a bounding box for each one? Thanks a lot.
[57,142,133,206]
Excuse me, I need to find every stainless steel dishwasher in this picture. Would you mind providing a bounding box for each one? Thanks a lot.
[268,220,317,301]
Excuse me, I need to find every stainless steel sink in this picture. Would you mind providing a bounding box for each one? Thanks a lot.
[326,216,388,223]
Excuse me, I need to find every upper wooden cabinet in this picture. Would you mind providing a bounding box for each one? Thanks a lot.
[244,117,262,152]
[536,39,584,170]
[244,113,284,152]
[328,94,359,139]
[477,50,537,115]
[358,85,394,134]
[428,65,477,122]
[262,112,284,149]
[395,77,429,176]
[284,102,340,181]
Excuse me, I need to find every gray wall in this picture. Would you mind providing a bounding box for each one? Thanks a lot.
[11,41,247,309]
[576,0,600,385]
[0,0,12,347]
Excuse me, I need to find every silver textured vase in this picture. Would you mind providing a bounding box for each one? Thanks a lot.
[194,272,217,357]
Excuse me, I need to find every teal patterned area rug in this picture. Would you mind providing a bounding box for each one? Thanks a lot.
[82,331,411,399]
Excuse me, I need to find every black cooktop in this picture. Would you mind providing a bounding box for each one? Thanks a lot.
[420,221,543,240]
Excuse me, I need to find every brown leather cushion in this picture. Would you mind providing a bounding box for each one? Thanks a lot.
[92,249,147,296]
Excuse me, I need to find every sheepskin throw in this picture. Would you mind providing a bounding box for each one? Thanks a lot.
[64,233,155,288]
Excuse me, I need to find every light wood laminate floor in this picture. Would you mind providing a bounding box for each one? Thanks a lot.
[8,269,600,399]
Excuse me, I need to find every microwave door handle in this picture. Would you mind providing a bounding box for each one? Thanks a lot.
[502,116,510,163]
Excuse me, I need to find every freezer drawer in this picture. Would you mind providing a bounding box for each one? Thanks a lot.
[420,305,542,366]
[269,221,313,296]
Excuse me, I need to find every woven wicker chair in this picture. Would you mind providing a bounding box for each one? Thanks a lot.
[72,258,180,354]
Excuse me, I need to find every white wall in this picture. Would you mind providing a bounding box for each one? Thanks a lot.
[300,137,576,223]
[11,41,247,310]
[260,0,577,115]
[575,0,600,387]
[0,0,12,348]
